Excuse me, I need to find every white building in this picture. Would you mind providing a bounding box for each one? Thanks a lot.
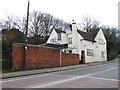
[46,22,107,63]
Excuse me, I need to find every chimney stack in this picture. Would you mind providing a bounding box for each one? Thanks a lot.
[71,20,77,31]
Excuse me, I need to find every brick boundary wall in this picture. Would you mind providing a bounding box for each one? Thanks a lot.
[12,43,80,70]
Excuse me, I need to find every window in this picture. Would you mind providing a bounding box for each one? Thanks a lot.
[101,51,105,58]
[99,39,104,45]
[50,38,57,43]
[58,34,61,41]
[87,49,94,56]
[68,38,72,44]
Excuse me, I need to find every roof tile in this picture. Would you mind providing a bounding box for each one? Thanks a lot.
[77,30,98,42]
[55,29,66,34]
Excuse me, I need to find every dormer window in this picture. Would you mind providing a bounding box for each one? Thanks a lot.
[58,34,61,41]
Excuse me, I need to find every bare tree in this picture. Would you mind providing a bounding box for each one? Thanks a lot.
[0,15,14,29]
[79,15,100,32]
[13,16,25,32]
[51,17,70,31]
[42,13,53,37]
[20,16,27,34]
[28,11,69,38]
[0,15,25,31]
[29,11,43,36]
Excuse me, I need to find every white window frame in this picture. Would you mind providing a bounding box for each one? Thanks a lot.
[87,49,94,56]
[68,38,72,44]
[58,34,61,41]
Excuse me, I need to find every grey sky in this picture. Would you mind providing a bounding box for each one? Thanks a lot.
[0,0,119,27]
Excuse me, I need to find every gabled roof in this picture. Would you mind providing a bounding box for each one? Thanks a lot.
[77,30,98,42]
[55,29,66,34]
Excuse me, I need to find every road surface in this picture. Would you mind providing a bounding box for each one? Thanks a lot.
[2,60,119,89]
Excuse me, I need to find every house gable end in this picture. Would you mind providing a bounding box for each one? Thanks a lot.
[46,29,58,44]
[94,29,106,43]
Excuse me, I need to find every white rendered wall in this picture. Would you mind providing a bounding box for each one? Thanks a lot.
[46,28,107,63]
[60,33,68,44]
[76,29,107,63]
[47,29,58,44]
[82,40,96,63]
[47,29,68,45]
[66,29,72,34]
[94,29,107,62]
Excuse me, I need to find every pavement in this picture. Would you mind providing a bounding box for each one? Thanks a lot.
[1,59,117,79]
[1,59,119,88]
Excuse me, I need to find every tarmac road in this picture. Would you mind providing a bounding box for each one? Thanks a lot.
[1,59,119,89]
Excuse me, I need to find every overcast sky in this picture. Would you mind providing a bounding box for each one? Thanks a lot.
[0,0,119,27]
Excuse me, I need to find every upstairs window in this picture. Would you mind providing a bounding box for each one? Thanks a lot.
[58,34,61,41]
[99,39,104,45]
[50,38,57,43]
[87,49,94,56]
[68,38,72,44]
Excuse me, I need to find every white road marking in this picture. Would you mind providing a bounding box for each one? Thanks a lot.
[1,65,118,84]
[31,76,86,88]
[31,66,118,88]
[87,76,119,81]
[31,71,118,88]
[105,67,118,71]
[85,66,118,76]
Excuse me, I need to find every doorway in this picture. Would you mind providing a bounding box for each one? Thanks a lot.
[80,50,85,64]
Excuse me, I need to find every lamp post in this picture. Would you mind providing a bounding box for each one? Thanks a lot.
[23,0,30,69]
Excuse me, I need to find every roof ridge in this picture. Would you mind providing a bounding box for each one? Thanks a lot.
[55,29,66,33]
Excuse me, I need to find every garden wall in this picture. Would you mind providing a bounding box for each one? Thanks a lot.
[12,43,79,69]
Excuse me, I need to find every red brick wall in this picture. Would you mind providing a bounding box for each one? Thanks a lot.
[12,44,79,70]
[12,44,25,69]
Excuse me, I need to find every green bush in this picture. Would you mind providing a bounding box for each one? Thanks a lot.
[109,49,118,59]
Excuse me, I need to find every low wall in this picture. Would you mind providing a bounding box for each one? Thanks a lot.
[12,43,79,69]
